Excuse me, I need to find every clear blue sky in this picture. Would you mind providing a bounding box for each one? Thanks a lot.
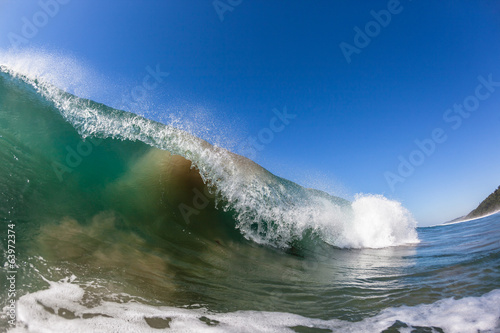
[1,0,499,226]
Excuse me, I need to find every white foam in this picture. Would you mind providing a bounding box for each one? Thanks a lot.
[6,279,500,333]
[345,194,419,248]
[0,50,419,249]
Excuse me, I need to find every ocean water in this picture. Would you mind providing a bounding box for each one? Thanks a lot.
[0,54,499,333]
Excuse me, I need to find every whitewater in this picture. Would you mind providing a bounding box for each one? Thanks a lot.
[1,52,499,332]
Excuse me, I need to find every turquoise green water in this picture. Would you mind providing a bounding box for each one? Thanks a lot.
[0,66,499,332]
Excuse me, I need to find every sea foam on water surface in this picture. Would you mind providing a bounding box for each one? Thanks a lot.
[5,278,500,333]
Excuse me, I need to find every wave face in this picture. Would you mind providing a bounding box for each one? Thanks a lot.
[3,53,499,333]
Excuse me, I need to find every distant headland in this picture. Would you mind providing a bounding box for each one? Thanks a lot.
[465,185,500,220]
[444,186,500,224]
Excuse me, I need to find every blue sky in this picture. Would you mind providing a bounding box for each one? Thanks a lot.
[1,0,500,226]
